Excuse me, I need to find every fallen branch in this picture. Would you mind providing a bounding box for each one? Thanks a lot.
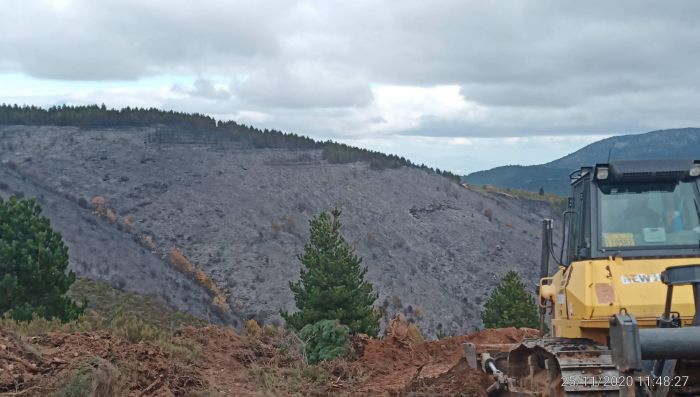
[3,385,55,396]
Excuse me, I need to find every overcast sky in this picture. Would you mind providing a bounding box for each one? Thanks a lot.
[2,1,700,174]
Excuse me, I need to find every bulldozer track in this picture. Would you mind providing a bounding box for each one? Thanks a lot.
[509,338,620,396]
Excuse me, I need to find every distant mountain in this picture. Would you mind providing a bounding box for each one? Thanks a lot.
[463,128,700,196]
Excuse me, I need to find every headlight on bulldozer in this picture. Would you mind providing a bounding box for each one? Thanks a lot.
[596,166,609,180]
[690,164,700,177]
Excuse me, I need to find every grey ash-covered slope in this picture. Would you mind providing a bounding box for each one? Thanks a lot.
[0,125,558,336]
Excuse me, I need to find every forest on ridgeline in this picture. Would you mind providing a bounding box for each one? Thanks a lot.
[0,104,460,181]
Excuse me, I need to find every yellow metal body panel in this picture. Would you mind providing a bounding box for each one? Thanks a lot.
[548,257,698,344]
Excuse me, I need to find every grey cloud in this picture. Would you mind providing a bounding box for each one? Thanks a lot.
[234,64,373,109]
[3,0,700,139]
[403,85,700,139]
[460,82,582,109]
[459,76,665,109]
[0,0,282,80]
[173,78,231,100]
[358,1,700,85]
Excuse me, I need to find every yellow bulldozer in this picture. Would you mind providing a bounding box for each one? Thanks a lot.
[467,159,700,396]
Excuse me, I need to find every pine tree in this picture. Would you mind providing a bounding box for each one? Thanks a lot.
[481,270,539,329]
[282,208,380,337]
[0,196,83,322]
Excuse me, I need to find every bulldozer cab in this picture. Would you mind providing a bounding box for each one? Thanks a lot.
[564,159,700,265]
[473,159,700,396]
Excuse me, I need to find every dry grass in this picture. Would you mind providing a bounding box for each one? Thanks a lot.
[1,278,206,363]
[0,312,201,361]
[90,357,122,397]
[68,278,205,331]
[248,359,368,397]
[0,314,93,335]
[469,184,567,210]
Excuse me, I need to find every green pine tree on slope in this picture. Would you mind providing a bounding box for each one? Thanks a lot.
[0,196,83,322]
[282,208,380,337]
[481,270,539,329]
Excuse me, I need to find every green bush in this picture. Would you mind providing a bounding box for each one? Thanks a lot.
[55,357,122,397]
[0,196,83,322]
[299,319,350,365]
[481,270,539,329]
[56,371,93,397]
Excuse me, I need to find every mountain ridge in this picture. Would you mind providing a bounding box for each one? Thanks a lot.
[463,127,700,195]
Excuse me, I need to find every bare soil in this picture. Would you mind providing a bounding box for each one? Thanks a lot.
[1,324,538,396]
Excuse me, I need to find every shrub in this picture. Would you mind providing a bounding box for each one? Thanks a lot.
[0,196,84,322]
[271,221,282,234]
[169,248,195,275]
[413,305,424,319]
[123,215,135,228]
[406,323,424,344]
[263,324,279,337]
[195,269,208,286]
[283,215,297,233]
[481,270,539,329]
[435,329,450,339]
[483,208,493,222]
[212,294,231,317]
[109,312,163,343]
[299,319,350,365]
[141,235,156,250]
[248,365,277,391]
[56,369,94,397]
[56,357,122,397]
[106,208,117,223]
[245,319,261,337]
[77,197,89,208]
[195,270,221,296]
[91,196,106,216]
